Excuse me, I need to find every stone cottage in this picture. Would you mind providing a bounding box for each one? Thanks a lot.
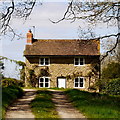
[24,30,100,90]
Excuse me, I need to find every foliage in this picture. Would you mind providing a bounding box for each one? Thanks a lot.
[16,61,26,82]
[30,89,59,118]
[40,67,50,77]
[16,61,25,67]
[65,89,120,118]
[19,68,25,82]
[2,78,24,87]
[97,62,120,91]
[105,78,120,95]
[0,56,26,83]
[102,62,120,79]
[2,86,23,118]
[28,69,37,87]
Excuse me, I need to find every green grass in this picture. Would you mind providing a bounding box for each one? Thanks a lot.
[48,87,70,91]
[2,86,23,119]
[30,89,59,119]
[65,89,120,118]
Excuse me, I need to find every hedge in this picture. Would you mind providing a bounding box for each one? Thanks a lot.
[2,86,23,118]
[105,78,120,95]
[2,78,24,87]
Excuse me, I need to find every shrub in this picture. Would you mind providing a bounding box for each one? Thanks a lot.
[2,78,24,87]
[2,86,23,118]
[105,78,120,95]
[100,62,120,92]
[102,62,120,79]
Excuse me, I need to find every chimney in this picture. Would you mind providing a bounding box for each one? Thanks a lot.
[27,29,33,44]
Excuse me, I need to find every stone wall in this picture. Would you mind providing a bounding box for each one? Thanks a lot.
[25,56,100,90]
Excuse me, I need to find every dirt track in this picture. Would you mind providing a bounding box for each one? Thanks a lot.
[5,89,87,119]
[50,89,87,119]
[5,89,36,119]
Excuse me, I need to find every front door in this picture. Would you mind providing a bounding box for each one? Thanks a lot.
[57,78,66,88]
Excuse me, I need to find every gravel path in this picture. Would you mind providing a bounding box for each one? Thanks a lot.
[5,89,87,119]
[5,89,37,119]
[50,89,87,119]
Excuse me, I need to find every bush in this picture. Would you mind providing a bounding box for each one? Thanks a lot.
[2,78,24,87]
[102,62,120,79]
[2,86,23,118]
[105,78,120,95]
[100,62,120,92]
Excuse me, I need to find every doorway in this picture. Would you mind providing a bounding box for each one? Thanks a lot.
[57,77,66,88]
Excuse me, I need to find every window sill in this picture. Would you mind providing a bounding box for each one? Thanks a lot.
[74,87,85,88]
[39,87,50,88]
[74,65,85,66]
[39,64,50,66]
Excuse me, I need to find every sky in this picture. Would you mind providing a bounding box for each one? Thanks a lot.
[1,1,118,79]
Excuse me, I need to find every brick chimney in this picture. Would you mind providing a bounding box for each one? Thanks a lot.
[27,29,33,44]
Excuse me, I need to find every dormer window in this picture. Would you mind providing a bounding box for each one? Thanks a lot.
[39,58,50,66]
[74,58,85,66]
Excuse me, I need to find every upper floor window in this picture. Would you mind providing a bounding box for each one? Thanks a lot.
[74,58,85,66]
[39,58,50,66]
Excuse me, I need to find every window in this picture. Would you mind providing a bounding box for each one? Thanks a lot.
[74,77,84,88]
[39,58,50,66]
[39,77,50,88]
[74,58,85,66]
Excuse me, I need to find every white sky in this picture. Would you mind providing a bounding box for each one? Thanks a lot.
[1,1,117,79]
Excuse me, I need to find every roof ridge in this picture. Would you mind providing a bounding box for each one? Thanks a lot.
[36,39,99,41]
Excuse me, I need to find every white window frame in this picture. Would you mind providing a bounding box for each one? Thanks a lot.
[74,57,85,66]
[74,77,85,88]
[39,58,50,66]
[39,77,50,88]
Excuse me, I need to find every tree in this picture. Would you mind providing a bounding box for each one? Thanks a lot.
[102,62,120,79]
[51,1,120,61]
[0,0,41,39]
[101,62,120,94]
[97,61,120,91]
[1,1,120,60]
[0,57,5,80]
[0,56,25,81]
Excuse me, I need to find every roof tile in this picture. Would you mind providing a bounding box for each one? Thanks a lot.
[24,39,100,56]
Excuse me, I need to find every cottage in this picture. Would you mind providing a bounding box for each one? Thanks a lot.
[24,30,100,90]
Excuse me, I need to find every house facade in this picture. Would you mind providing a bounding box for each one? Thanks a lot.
[24,30,100,90]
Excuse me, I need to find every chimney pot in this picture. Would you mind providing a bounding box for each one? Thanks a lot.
[27,29,33,44]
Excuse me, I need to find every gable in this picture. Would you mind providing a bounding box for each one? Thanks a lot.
[24,39,100,56]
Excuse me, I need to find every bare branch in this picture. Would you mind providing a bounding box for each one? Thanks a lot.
[49,0,73,23]
[0,0,39,39]
[101,34,120,61]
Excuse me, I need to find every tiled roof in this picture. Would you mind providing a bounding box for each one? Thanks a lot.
[24,39,100,56]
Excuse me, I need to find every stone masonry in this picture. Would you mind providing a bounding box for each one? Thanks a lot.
[25,56,100,90]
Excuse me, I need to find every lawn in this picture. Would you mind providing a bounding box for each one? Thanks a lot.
[30,89,59,119]
[2,86,23,119]
[65,89,120,119]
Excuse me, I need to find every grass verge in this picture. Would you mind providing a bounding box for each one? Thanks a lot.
[2,85,23,119]
[65,89,120,118]
[30,89,59,119]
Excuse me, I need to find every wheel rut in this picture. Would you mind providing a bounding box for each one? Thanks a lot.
[49,89,87,119]
[5,89,37,119]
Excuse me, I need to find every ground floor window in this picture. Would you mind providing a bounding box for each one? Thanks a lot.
[39,77,50,88]
[74,77,84,88]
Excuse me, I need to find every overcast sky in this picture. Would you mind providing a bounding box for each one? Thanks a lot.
[1,1,117,79]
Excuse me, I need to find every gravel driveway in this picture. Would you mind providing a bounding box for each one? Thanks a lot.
[5,89,37,119]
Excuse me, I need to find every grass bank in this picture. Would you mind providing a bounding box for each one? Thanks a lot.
[30,89,59,119]
[2,86,23,118]
[65,89,120,118]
